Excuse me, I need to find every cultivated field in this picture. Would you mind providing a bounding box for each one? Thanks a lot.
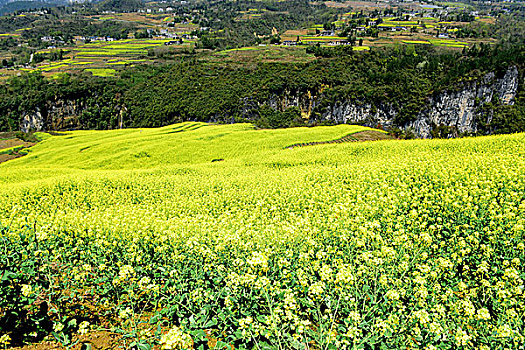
[15,38,195,77]
[1,123,524,349]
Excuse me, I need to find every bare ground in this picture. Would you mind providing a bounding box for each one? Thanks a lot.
[0,135,35,164]
[11,331,122,350]
[286,130,393,149]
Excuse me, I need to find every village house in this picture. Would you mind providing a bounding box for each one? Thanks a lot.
[164,39,183,45]
[321,30,335,36]
[378,26,407,32]
[328,40,349,46]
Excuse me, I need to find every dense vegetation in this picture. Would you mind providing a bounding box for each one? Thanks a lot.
[0,44,523,135]
[457,13,525,44]
[0,124,524,348]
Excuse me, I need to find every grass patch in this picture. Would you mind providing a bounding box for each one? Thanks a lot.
[403,40,431,45]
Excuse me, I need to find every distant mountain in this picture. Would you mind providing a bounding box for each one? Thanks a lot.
[0,0,67,15]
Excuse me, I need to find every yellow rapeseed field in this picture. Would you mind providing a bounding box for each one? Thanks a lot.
[0,123,524,349]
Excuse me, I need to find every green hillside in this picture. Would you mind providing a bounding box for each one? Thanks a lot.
[0,122,374,184]
[1,124,524,349]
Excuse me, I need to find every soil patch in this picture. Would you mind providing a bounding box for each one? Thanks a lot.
[286,130,393,149]
[12,331,122,350]
[0,138,36,164]
[0,153,23,163]
[0,138,33,150]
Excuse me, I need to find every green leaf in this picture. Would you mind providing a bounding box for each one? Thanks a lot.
[259,341,273,350]
[204,318,217,328]
[136,342,152,350]
[149,313,161,324]
[189,329,207,341]
[1,270,17,281]
[213,340,229,349]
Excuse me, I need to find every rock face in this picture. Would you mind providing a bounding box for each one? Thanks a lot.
[20,99,83,133]
[249,66,520,138]
[20,108,44,133]
[409,66,519,138]
[318,102,397,130]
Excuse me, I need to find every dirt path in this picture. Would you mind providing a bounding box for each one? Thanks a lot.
[286,130,393,149]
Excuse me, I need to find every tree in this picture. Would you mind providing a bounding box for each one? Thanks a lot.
[269,35,281,45]
[323,22,333,30]
[254,105,302,129]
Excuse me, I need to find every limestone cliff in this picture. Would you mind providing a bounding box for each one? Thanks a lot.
[246,66,520,138]
[409,66,519,137]
[20,99,83,133]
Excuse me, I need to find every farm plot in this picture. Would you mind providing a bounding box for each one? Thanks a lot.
[73,38,185,58]
[208,45,316,64]
[22,38,192,75]
[85,68,117,77]
[402,38,469,48]
[0,123,524,349]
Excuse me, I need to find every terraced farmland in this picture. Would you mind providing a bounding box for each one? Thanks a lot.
[21,38,196,76]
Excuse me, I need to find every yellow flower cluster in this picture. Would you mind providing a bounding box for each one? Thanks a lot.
[159,326,193,350]
[21,284,33,297]
[113,264,135,286]
[0,334,10,347]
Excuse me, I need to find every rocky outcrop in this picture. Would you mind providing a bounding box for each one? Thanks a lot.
[20,99,83,133]
[240,89,320,121]
[319,102,397,130]
[409,66,519,137]
[246,66,520,138]
[20,108,44,133]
